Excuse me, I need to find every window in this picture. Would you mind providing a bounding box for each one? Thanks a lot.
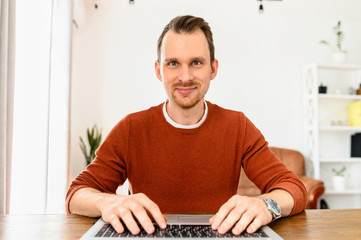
[10,0,71,214]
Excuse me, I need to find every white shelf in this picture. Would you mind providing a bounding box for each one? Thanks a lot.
[306,95,316,101]
[305,125,317,132]
[325,189,361,195]
[319,126,361,131]
[318,94,361,100]
[304,63,361,208]
[320,158,361,163]
[317,64,361,71]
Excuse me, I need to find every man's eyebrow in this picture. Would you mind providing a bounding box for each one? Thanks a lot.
[163,58,178,63]
[192,57,207,62]
[163,57,207,63]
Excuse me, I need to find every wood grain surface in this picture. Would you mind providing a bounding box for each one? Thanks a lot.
[1,209,361,240]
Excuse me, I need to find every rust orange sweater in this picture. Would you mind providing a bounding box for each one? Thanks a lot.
[66,102,307,215]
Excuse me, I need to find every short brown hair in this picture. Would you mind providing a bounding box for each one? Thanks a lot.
[157,15,215,64]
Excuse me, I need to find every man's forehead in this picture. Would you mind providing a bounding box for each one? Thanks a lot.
[160,29,209,60]
[162,29,206,44]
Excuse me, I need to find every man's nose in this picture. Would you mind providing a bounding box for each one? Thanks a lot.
[178,66,194,82]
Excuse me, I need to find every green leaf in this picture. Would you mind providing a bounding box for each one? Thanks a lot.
[80,125,103,165]
[332,166,346,176]
[79,137,88,157]
[320,20,344,51]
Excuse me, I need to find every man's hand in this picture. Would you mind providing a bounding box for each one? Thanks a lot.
[69,188,167,236]
[97,193,167,235]
[209,195,272,235]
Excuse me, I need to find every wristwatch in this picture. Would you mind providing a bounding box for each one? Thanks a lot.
[256,196,281,221]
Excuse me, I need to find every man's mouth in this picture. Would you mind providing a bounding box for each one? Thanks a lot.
[176,87,196,95]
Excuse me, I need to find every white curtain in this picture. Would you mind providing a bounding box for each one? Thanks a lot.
[9,0,72,214]
[46,0,72,213]
[0,0,16,215]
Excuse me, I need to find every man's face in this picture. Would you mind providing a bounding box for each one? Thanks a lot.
[155,29,218,109]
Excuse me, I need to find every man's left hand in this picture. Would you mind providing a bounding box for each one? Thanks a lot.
[209,195,272,235]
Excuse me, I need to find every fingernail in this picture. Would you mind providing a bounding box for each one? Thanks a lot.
[161,222,167,229]
[212,223,218,230]
[132,227,139,234]
[147,226,154,233]
[218,226,226,234]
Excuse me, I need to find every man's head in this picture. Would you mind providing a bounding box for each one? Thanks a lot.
[155,15,218,110]
[157,15,215,64]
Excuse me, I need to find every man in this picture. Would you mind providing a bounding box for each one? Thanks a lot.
[66,15,307,236]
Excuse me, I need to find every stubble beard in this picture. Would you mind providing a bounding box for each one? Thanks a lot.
[170,83,202,109]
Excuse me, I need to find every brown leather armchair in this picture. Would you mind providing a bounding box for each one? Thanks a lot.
[237,147,325,209]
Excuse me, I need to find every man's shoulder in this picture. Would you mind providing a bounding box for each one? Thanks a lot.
[125,103,164,124]
[207,101,246,119]
[105,103,164,139]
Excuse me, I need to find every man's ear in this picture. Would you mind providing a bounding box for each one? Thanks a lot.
[210,58,219,80]
[155,60,162,81]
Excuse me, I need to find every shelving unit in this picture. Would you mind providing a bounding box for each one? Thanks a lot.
[319,126,361,131]
[320,157,361,163]
[318,94,361,100]
[303,63,361,209]
[326,189,361,195]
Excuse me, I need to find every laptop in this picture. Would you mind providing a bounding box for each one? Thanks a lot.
[80,214,283,239]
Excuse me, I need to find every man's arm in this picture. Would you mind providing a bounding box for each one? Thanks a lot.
[209,189,293,235]
[214,114,307,235]
[69,188,167,235]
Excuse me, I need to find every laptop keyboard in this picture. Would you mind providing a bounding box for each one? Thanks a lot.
[95,223,270,238]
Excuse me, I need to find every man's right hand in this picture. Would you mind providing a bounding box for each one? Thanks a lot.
[98,193,167,235]
[69,188,167,235]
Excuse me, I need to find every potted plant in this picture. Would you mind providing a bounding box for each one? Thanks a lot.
[320,20,347,64]
[332,166,346,191]
[79,125,102,165]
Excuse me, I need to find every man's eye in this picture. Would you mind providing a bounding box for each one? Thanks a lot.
[193,61,201,66]
[169,62,177,66]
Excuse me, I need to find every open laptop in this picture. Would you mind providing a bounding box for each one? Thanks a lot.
[80,214,283,239]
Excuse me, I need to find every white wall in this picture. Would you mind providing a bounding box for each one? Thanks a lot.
[71,0,361,178]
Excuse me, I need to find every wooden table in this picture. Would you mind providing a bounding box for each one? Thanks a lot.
[1,209,361,240]
[269,209,361,239]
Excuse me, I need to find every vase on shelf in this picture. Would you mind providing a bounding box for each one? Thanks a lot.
[332,176,346,191]
[332,50,347,64]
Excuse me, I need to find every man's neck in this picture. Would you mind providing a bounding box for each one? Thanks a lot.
[166,99,205,126]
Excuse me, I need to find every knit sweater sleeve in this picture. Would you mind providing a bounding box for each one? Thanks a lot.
[65,116,130,214]
[239,114,307,216]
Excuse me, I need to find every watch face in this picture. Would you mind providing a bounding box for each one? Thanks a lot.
[269,199,281,213]
[255,196,281,220]
[267,198,281,219]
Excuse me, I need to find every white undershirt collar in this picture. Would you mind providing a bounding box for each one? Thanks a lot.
[162,100,208,129]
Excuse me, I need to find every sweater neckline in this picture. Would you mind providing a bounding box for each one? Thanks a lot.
[162,100,208,129]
